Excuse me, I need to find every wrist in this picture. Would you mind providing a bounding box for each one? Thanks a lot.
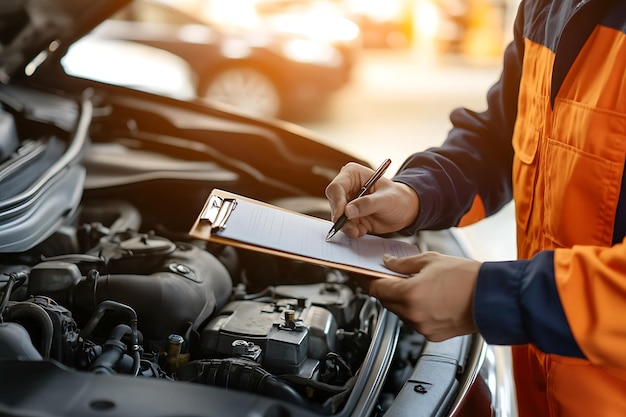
[397,182,420,229]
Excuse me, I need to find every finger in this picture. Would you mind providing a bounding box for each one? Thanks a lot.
[353,222,370,238]
[368,275,410,303]
[343,178,393,219]
[325,163,372,221]
[336,221,363,239]
[382,252,435,275]
[325,181,348,222]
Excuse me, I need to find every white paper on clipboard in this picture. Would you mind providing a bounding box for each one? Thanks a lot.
[189,189,419,279]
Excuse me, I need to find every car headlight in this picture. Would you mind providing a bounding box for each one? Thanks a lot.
[281,39,342,67]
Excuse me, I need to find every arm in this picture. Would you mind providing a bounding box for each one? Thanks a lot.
[372,248,586,362]
[475,252,584,358]
[555,240,626,367]
[477,238,626,368]
[325,4,526,238]
[371,240,626,366]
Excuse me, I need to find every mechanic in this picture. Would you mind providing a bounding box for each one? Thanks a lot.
[325,1,626,416]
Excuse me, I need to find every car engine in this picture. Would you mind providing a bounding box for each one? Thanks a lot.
[1,196,387,412]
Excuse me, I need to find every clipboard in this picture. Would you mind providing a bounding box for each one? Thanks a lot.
[189,189,420,279]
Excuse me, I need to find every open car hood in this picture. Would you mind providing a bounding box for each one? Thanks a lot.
[0,0,129,82]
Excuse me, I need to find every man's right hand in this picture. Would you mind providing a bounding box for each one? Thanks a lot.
[324,162,420,238]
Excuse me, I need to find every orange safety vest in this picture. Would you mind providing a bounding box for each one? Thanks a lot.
[511,21,626,417]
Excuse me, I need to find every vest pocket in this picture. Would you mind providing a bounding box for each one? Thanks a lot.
[512,127,540,233]
[544,138,621,247]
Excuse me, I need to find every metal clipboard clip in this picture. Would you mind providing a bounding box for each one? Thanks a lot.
[199,195,237,231]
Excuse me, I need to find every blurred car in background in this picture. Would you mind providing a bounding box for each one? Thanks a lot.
[87,0,361,120]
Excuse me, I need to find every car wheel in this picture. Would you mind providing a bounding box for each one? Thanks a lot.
[201,66,282,119]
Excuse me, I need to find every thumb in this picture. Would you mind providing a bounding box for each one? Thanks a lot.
[383,252,429,275]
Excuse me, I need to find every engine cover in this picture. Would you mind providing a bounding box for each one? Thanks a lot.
[26,240,233,344]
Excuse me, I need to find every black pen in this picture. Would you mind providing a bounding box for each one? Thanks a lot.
[326,158,392,241]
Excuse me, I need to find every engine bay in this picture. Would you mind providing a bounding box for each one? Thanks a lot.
[1,199,381,413]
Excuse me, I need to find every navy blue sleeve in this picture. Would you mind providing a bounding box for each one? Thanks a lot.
[474,251,584,358]
[392,3,526,233]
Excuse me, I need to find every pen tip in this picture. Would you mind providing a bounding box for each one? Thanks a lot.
[326,230,335,241]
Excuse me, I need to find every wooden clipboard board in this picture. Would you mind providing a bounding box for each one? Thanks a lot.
[189,189,419,279]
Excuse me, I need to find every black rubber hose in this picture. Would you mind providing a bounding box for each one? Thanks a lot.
[0,272,27,318]
[89,324,132,374]
[3,301,54,358]
[79,300,141,376]
[176,358,308,406]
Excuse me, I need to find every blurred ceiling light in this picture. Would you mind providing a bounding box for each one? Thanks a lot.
[202,0,259,28]
[416,0,439,38]
[345,0,404,22]
[176,23,215,44]
[271,13,360,43]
